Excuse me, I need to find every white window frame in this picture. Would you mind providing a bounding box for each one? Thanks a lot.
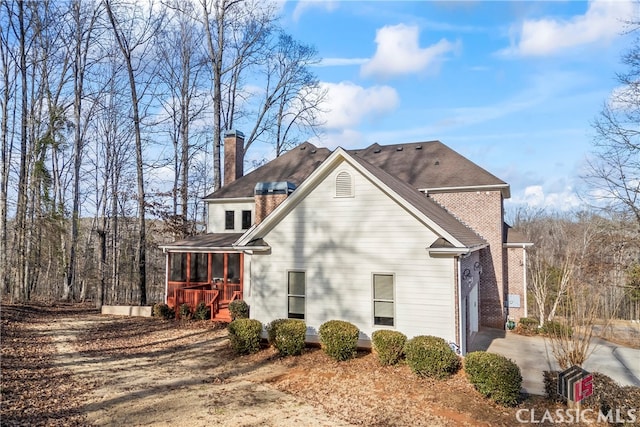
[287,270,306,320]
[372,273,395,327]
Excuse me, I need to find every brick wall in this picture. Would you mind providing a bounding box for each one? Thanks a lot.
[429,190,506,329]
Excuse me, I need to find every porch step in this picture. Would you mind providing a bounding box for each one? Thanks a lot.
[213,308,232,322]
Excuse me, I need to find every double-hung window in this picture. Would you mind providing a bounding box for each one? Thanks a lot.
[225,211,235,230]
[373,274,394,326]
[287,271,305,319]
[242,210,252,229]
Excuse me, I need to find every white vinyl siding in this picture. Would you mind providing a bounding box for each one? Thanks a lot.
[248,161,457,343]
[207,200,254,233]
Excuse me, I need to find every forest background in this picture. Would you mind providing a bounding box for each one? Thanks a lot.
[2,0,639,326]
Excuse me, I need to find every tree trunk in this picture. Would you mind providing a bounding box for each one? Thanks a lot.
[105,0,148,306]
[14,0,29,302]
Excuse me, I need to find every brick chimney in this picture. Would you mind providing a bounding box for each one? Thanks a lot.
[224,130,244,186]
[254,182,296,224]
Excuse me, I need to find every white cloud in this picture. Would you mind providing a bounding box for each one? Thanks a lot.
[319,81,399,130]
[292,0,338,22]
[500,0,634,57]
[360,24,459,79]
[608,83,640,111]
[509,185,583,212]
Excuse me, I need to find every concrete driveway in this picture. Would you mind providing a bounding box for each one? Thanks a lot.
[468,328,640,396]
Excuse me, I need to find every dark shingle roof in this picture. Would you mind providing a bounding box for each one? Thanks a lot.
[349,154,487,249]
[160,233,243,251]
[207,140,508,200]
[204,142,331,199]
[349,141,507,192]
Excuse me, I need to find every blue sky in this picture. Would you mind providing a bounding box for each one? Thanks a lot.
[267,0,636,213]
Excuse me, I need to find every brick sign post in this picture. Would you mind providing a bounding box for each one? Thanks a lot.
[558,365,594,403]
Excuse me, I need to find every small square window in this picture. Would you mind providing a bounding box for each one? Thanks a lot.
[225,211,234,230]
[242,210,252,229]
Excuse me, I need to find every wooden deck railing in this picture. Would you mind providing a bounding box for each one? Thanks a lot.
[171,283,242,321]
[173,289,220,319]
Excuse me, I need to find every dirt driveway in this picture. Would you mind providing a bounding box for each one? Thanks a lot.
[33,310,354,426]
[1,303,556,427]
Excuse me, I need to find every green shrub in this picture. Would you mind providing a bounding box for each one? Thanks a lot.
[403,335,460,379]
[178,303,191,320]
[541,320,572,338]
[465,351,522,406]
[227,318,263,355]
[318,320,359,361]
[371,330,407,366]
[266,318,288,346]
[152,303,174,319]
[193,301,210,321]
[274,319,307,356]
[517,317,540,334]
[228,300,249,320]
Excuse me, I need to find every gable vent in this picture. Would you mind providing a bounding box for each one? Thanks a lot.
[335,171,354,198]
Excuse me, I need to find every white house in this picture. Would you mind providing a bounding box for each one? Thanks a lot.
[160,130,531,354]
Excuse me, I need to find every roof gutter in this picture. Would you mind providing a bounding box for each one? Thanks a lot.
[203,196,254,203]
[160,245,242,253]
[503,242,534,249]
[159,244,271,253]
[421,184,510,199]
[427,243,488,257]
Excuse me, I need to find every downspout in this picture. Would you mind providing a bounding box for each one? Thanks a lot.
[457,256,465,355]
[164,252,169,304]
[523,247,528,318]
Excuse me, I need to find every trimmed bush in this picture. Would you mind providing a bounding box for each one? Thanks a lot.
[193,301,210,321]
[178,303,191,320]
[541,320,573,338]
[371,330,407,366]
[404,335,460,379]
[227,318,263,355]
[465,351,522,406]
[228,300,249,320]
[274,319,307,356]
[152,303,174,319]
[517,317,540,335]
[318,320,359,361]
[266,318,288,346]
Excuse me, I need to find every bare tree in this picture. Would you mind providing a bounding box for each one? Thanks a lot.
[546,216,622,369]
[199,0,324,187]
[516,211,575,327]
[583,26,640,226]
[243,31,326,157]
[155,1,208,237]
[200,0,274,191]
[59,0,100,301]
[0,0,17,296]
[104,0,163,305]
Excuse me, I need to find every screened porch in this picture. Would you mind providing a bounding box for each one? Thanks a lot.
[166,251,244,321]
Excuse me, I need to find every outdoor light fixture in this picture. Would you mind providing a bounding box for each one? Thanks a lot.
[474,261,482,275]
